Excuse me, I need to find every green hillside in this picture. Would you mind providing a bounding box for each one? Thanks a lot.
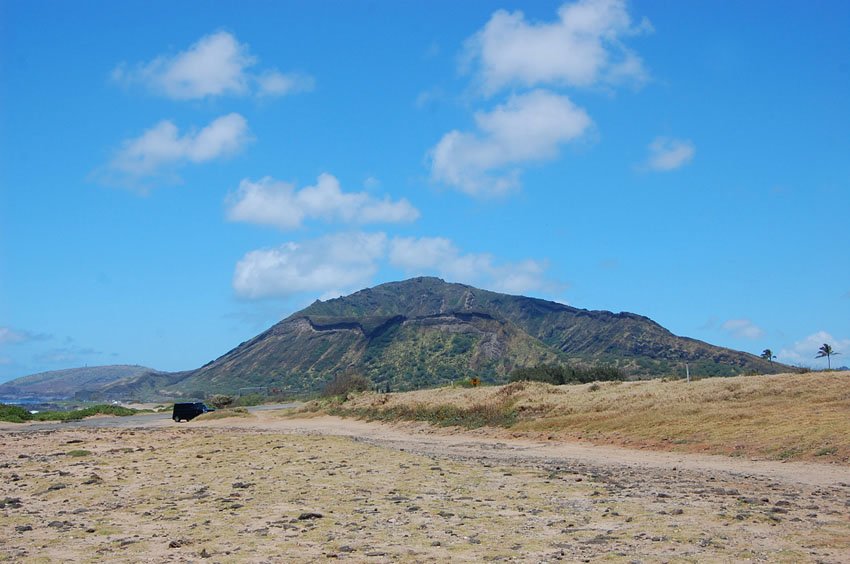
[105,277,786,399]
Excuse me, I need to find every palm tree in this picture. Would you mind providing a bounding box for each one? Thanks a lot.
[761,349,775,362]
[815,343,841,369]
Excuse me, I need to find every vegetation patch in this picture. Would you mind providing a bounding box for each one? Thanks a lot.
[0,403,33,423]
[0,403,140,423]
[509,364,625,384]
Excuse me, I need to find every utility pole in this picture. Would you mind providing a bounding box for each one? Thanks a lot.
[685,363,690,383]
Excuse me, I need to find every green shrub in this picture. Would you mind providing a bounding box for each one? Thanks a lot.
[29,405,138,422]
[509,364,625,385]
[0,403,33,423]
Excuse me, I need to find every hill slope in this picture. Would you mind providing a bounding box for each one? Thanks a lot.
[0,365,156,399]
[113,277,784,398]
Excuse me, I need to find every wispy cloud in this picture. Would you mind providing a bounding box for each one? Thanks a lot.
[414,87,446,110]
[112,31,314,100]
[430,90,592,196]
[99,113,251,189]
[226,174,419,230]
[0,327,49,345]
[34,346,101,365]
[463,0,651,95]
[644,137,695,171]
[256,70,315,97]
[720,319,765,340]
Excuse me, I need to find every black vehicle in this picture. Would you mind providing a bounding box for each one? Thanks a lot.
[172,402,215,422]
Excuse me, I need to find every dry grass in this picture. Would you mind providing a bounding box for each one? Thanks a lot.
[193,407,253,421]
[333,371,850,463]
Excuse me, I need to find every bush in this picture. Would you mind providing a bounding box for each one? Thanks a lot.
[455,376,483,388]
[322,372,370,398]
[208,394,234,409]
[1,403,143,423]
[509,364,625,385]
[0,403,33,423]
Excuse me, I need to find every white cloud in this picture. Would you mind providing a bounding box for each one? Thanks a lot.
[778,331,850,367]
[720,319,765,340]
[430,89,592,196]
[226,174,419,230]
[463,0,650,94]
[389,236,553,295]
[113,31,314,100]
[233,233,558,299]
[233,233,388,299]
[645,137,695,171]
[103,113,251,187]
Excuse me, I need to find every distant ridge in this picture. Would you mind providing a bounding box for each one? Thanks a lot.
[106,277,788,399]
[0,365,157,400]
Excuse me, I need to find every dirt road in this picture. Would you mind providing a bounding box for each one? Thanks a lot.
[5,407,847,488]
[203,412,850,489]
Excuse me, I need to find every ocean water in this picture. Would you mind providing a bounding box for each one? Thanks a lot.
[0,397,57,405]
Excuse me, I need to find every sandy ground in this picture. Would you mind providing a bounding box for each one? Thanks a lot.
[1,411,849,562]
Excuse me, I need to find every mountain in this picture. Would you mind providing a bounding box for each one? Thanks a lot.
[0,365,156,400]
[107,277,786,399]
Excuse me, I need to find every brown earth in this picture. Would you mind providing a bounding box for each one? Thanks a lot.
[2,410,849,562]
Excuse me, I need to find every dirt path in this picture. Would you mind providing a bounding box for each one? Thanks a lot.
[5,410,849,488]
[198,412,850,489]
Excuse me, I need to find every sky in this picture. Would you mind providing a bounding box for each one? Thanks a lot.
[1,0,848,382]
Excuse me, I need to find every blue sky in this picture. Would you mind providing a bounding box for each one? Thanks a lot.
[1,0,848,381]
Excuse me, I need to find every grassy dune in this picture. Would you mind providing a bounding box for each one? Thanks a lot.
[329,371,850,463]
